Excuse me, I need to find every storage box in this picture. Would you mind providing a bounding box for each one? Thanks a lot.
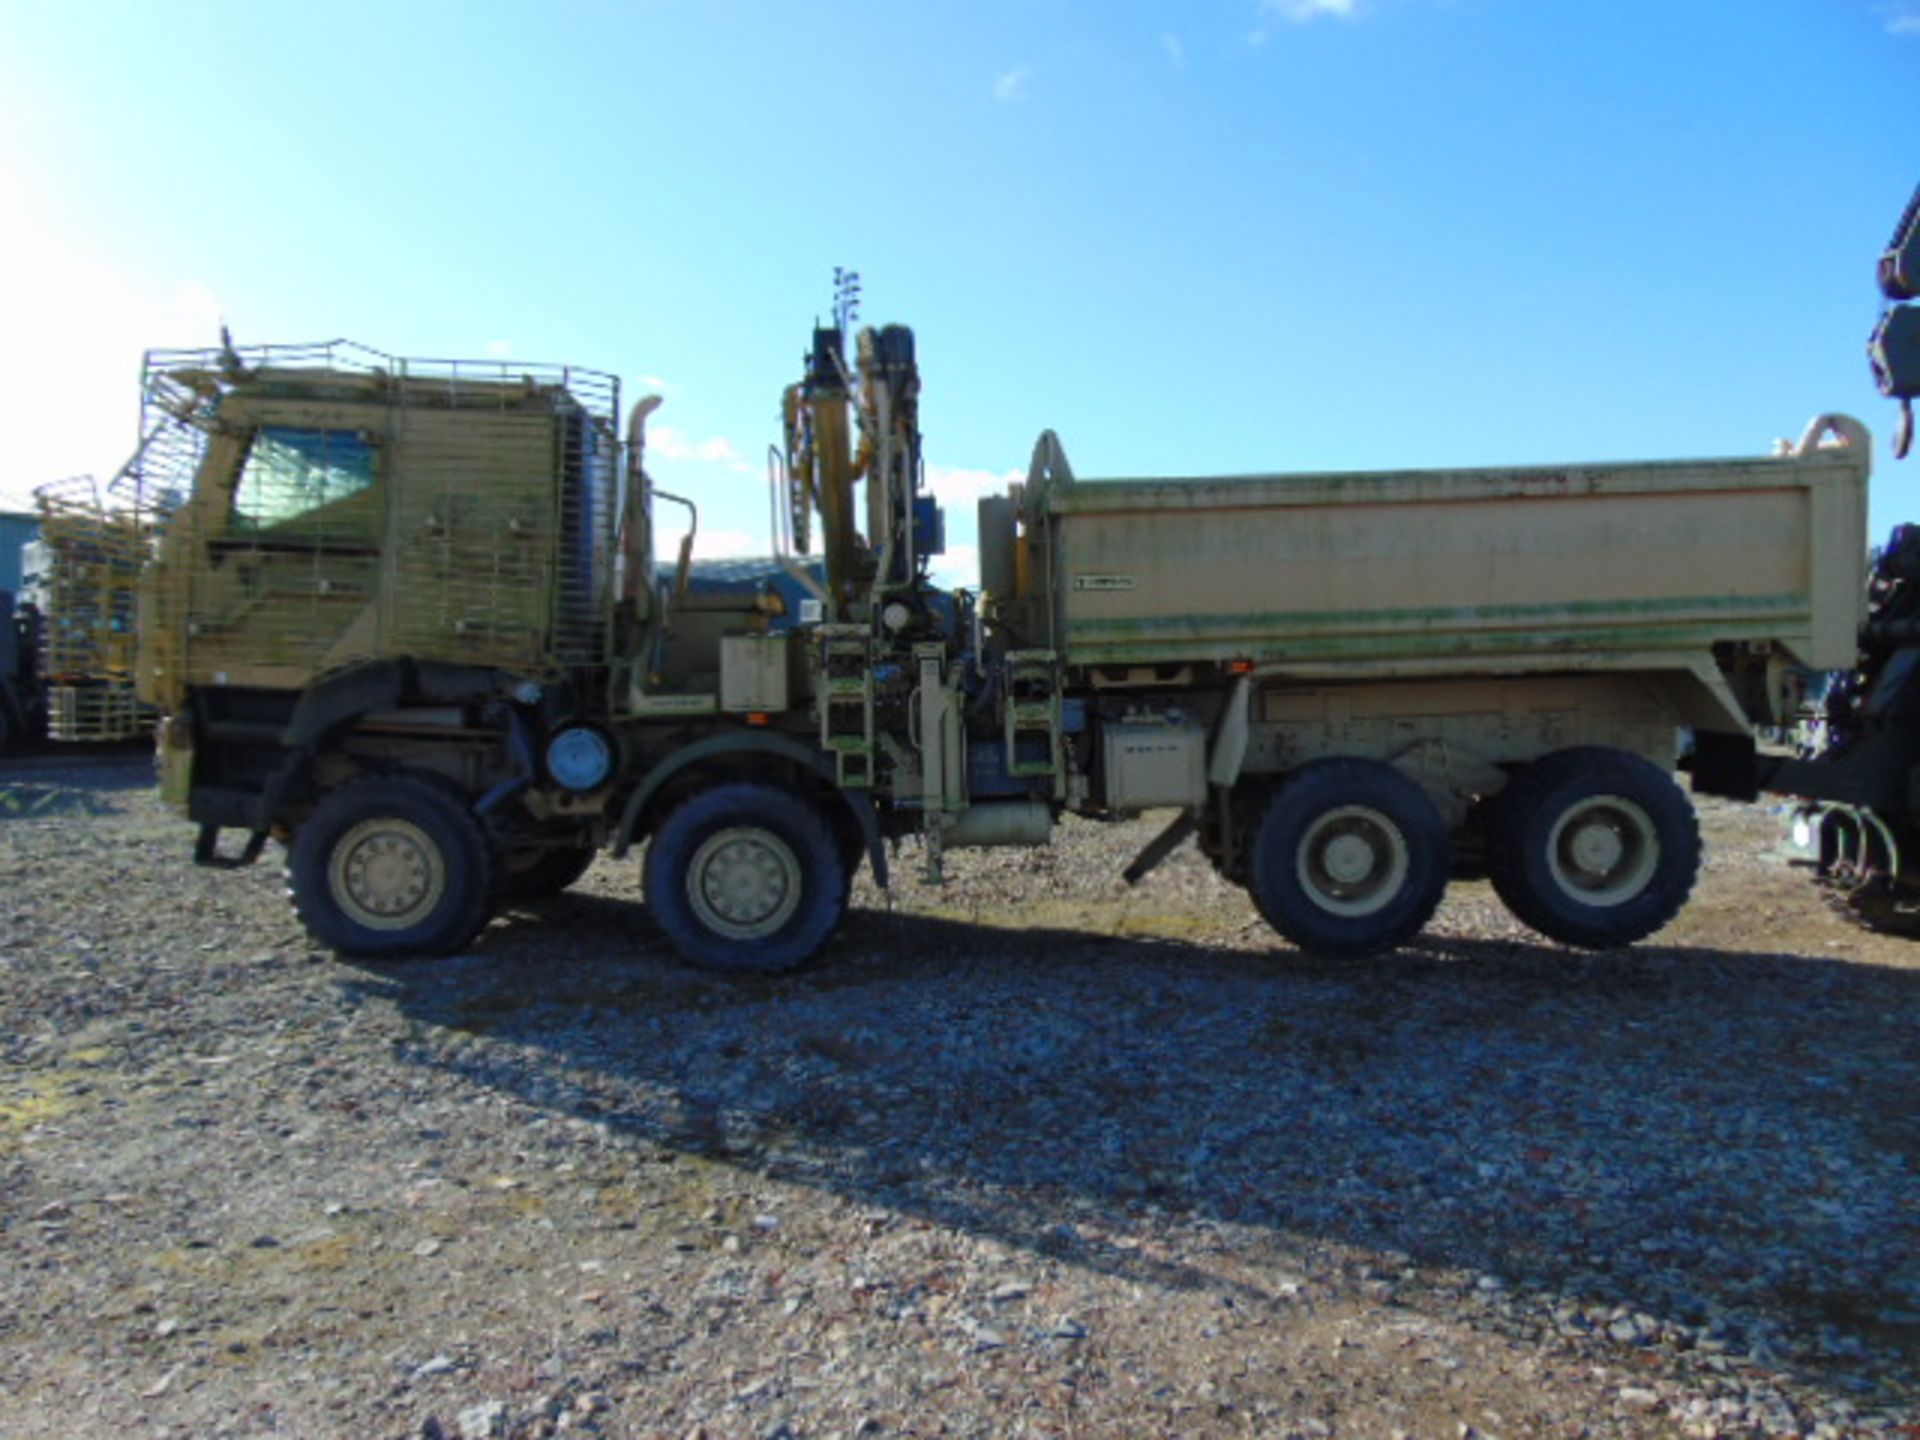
[1102,721,1207,810]
[721,633,790,712]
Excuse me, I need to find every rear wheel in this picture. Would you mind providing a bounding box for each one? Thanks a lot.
[289,775,493,958]
[1488,747,1699,949]
[495,844,597,901]
[644,783,849,973]
[1248,759,1449,959]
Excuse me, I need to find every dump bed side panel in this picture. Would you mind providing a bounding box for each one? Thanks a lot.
[1045,443,1867,673]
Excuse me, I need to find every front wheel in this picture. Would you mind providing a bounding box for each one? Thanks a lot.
[1487,747,1699,949]
[289,775,494,958]
[1248,759,1450,960]
[644,783,849,973]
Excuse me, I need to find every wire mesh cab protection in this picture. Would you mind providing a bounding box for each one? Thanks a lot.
[132,341,620,705]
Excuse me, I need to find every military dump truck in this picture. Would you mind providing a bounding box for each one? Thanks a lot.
[120,317,1873,971]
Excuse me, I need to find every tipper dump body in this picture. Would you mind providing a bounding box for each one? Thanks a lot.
[1025,419,1866,688]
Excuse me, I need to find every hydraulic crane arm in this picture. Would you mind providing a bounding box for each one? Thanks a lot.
[1872,182,1920,459]
[1879,183,1920,301]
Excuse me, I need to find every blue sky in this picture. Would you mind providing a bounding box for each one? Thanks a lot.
[1,0,1915,583]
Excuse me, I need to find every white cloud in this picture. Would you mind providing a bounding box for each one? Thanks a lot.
[637,374,672,392]
[650,524,762,565]
[649,425,743,467]
[647,426,693,460]
[485,339,512,358]
[1264,0,1358,18]
[925,462,1020,508]
[1162,32,1187,67]
[928,542,980,592]
[994,66,1032,102]
[1251,0,1359,41]
[1883,3,1920,34]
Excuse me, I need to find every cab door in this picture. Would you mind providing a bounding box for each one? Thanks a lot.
[181,400,388,690]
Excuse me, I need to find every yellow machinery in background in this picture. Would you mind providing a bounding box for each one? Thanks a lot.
[33,476,155,742]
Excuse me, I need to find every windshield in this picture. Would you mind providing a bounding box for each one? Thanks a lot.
[233,427,375,531]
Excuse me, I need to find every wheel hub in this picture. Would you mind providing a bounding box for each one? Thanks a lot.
[1548,795,1659,906]
[1321,832,1378,885]
[1568,819,1626,874]
[330,819,446,930]
[687,826,802,940]
[1297,806,1411,918]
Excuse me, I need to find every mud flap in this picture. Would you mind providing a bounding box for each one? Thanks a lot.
[194,823,269,870]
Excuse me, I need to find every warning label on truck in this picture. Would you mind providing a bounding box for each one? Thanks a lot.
[1072,574,1137,592]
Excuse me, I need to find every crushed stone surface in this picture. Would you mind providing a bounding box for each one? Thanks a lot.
[0,754,1916,1439]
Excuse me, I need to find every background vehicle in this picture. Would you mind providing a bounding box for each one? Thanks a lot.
[31,477,154,743]
[1768,182,1920,931]
[0,510,42,752]
[123,311,1871,969]
[0,589,42,754]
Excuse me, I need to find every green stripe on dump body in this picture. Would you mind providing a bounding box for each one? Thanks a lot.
[1062,594,1810,667]
[1065,591,1807,638]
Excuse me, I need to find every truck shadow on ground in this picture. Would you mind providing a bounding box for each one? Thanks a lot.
[345,895,1920,1410]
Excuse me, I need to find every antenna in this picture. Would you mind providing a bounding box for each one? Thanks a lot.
[832,267,862,335]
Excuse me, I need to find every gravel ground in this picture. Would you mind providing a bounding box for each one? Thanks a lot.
[1,754,1917,1440]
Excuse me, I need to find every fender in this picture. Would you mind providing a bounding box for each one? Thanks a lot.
[283,658,515,747]
[190,660,526,827]
[283,661,410,747]
[612,731,888,886]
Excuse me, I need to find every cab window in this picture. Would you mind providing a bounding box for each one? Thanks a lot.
[233,427,375,531]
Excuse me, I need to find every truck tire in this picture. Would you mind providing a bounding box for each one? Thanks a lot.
[289,775,494,958]
[645,783,848,973]
[495,845,597,902]
[1248,759,1449,960]
[1487,747,1699,949]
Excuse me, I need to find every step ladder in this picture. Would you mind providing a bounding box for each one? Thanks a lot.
[816,624,875,787]
[1002,649,1063,791]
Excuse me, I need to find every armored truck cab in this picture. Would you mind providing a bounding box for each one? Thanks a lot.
[132,340,869,964]
[135,346,620,836]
